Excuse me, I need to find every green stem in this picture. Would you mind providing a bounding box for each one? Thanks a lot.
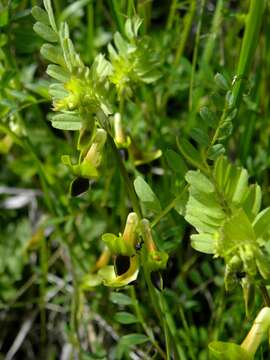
[108,0,125,35]
[40,233,48,356]
[200,0,224,67]
[231,0,265,109]
[239,72,260,162]
[158,291,186,360]
[107,134,142,219]
[127,0,135,17]
[140,247,185,359]
[166,0,177,30]
[130,287,166,359]
[151,185,188,228]
[137,0,152,34]
[189,0,206,110]
[70,260,83,360]
[260,285,270,307]
[174,0,196,66]
[87,1,94,62]
[178,307,196,360]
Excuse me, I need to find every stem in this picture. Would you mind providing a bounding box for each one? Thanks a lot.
[174,0,196,66]
[206,105,227,154]
[137,0,152,34]
[140,227,185,359]
[161,0,196,112]
[231,0,265,109]
[178,307,196,360]
[166,0,177,30]
[127,0,135,17]
[108,0,124,35]
[189,0,205,110]
[158,291,186,360]
[151,185,188,228]
[260,285,270,307]
[40,232,47,356]
[87,1,94,62]
[70,260,83,360]
[130,287,166,359]
[107,134,142,218]
[200,0,224,67]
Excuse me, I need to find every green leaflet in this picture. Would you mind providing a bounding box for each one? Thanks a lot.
[177,138,202,169]
[214,73,230,91]
[208,144,225,161]
[134,176,161,215]
[253,207,270,239]
[185,169,225,234]
[199,106,217,128]
[185,170,215,194]
[124,16,142,39]
[190,127,209,147]
[110,292,132,305]
[51,113,82,131]
[232,168,248,203]
[189,190,225,220]
[114,312,139,324]
[242,184,261,221]
[32,6,50,25]
[43,0,57,32]
[59,0,92,23]
[214,156,250,206]
[33,22,58,42]
[209,341,251,360]
[49,83,69,99]
[165,149,188,177]
[40,44,65,67]
[46,65,69,82]
[218,209,256,258]
[186,215,219,234]
[52,121,82,131]
[119,333,149,346]
[191,233,215,254]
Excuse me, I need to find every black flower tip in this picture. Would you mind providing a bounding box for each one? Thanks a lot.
[70,177,90,197]
[114,255,131,276]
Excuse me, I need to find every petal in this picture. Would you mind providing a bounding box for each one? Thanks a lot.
[98,256,139,287]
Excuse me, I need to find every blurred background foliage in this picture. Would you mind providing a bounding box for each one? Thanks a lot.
[0,0,270,359]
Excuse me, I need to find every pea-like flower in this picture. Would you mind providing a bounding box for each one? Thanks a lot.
[61,128,107,196]
[82,213,169,289]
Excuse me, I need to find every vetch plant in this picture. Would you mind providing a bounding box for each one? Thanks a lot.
[32,0,270,358]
